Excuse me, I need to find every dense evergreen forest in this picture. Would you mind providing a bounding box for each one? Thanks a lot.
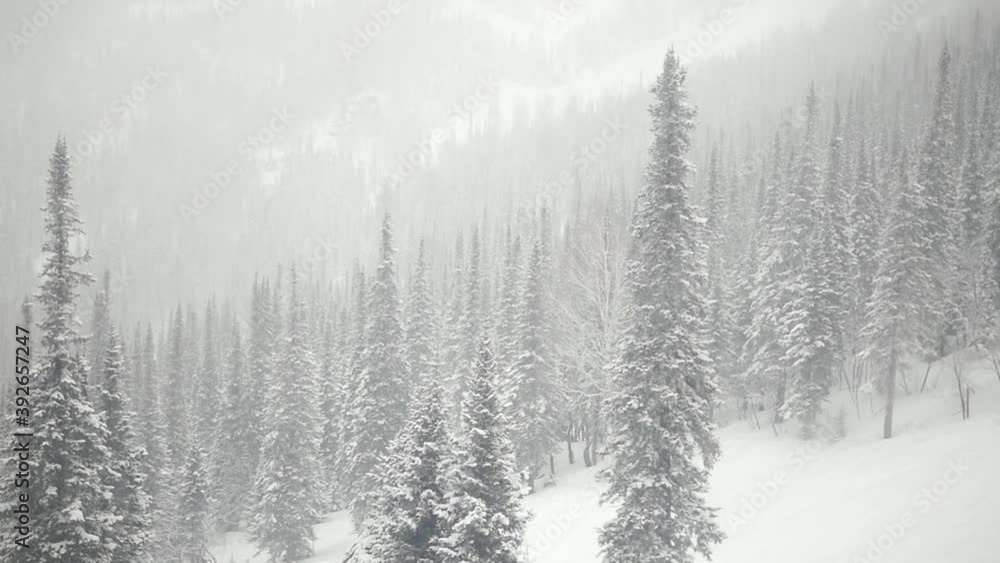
[1,1,999,562]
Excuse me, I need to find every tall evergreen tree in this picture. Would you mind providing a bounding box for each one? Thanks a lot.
[446,336,526,563]
[405,238,439,389]
[98,325,152,563]
[506,237,561,493]
[87,269,112,390]
[336,266,368,518]
[174,424,211,562]
[863,148,934,439]
[341,216,410,526]
[252,266,325,561]
[214,320,255,532]
[599,51,723,563]
[781,84,838,437]
[11,137,116,563]
[360,379,453,563]
[319,304,344,511]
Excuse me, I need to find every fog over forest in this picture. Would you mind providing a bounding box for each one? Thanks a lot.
[1,0,999,562]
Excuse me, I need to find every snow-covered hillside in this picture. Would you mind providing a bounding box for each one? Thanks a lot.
[212,352,1000,563]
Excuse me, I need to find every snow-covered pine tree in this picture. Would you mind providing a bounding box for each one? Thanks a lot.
[135,323,177,558]
[958,91,988,244]
[862,147,934,439]
[446,336,526,563]
[743,133,791,421]
[454,227,483,412]
[319,303,344,511]
[918,44,960,354]
[507,236,561,494]
[846,139,882,375]
[598,50,724,563]
[820,103,851,362]
[779,84,838,438]
[342,215,410,526]
[195,298,222,455]
[442,229,466,396]
[87,269,112,391]
[496,226,523,372]
[164,305,188,456]
[247,276,275,473]
[336,266,368,518]
[360,379,453,563]
[174,424,212,562]
[13,137,116,563]
[128,324,144,411]
[405,237,439,389]
[98,325,152,562]
[252,265,325,561]
[214,319,255,532]
[704,144,736,393]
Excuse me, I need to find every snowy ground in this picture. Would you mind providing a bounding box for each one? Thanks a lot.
[213,352,1000,563]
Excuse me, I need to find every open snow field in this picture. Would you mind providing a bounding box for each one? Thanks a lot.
[213,353,1000,563]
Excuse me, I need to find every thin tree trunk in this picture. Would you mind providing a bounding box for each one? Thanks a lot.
[566,420,575,466]
[884,351,897,439]
[990,352,1000,385]
[919,361,934,392]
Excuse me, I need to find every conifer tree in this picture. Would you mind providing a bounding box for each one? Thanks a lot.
[195,298,222,449]
[247,277,274,482]
[453,228,483,411]
[135,323,176,558]
[164,306,188,456]
[599,51,723,563]
[744,133,791,420]
[507,237,561,493]
[319,305,344,511]
[863,148,934,439]
[14,137,115,563]
[98,326,152,563]
[336,266,368,517]
[446,336,526,563]
[704,144,735,389]
[215,320,255,531]
[252,265,325,561]
[88,269,112,390]
[342,216,409,526]
[405,238,439,388]
[496,227,523,371]
[846,140,882,363]
[360,380,453,563]
[174,425,211,562]
[821,104,851,358]
[779,84,838,437]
